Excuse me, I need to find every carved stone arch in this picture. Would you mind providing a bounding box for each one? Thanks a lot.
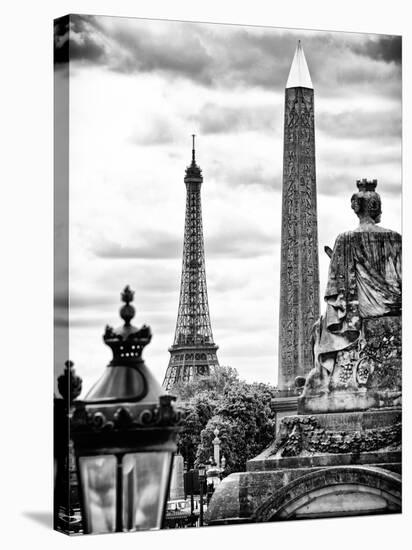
[253,466,401,522]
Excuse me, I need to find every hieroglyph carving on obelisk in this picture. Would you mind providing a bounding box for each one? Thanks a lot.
[278,41,320,390]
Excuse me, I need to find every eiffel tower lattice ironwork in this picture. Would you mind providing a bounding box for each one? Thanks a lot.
[163,136,219,390]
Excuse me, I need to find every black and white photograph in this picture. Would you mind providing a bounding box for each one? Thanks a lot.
[52,11,402,538]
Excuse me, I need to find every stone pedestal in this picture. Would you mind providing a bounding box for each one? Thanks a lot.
[271,391,299,429]
[207,319,402,524]
[206,409,401,524]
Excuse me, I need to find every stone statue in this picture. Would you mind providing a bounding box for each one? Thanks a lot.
[300,179,402,413]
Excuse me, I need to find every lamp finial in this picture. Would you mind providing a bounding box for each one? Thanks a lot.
[120,285,135,325]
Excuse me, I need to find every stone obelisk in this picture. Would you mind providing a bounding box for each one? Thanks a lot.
[274,41,320,419]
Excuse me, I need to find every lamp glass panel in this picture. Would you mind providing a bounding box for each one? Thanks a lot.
[122,451,172,531]
[79,455,117,534]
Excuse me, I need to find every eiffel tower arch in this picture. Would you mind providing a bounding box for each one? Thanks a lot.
[162,136,219,391]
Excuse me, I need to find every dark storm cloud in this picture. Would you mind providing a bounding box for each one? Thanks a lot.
[143,313,174,331]
[209,277,249,293]
[54,313,105,328]
[234,170,280,189]
[207,28,290,89]
[353,36,401,64]
[379,182,401,196]
[54,15,106,66]
[95,225,276,261]
[110,21,213,83]
[318,171,401,197]
[71,292,116,309]
[210,162,282,190]
[138,279,178,294]
[95,235,180,260]
[196,103,278,134]
[317,109,401,140]
[70,317,107,328]
[54,289,116,310]
[93,263,181,297]
[59,15,401,98]
[55,15,213,83]
[130,101,281,147]
[320,147,401,169]
[206,229,277,258]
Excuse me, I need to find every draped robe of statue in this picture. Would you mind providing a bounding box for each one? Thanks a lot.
[314,226,402,376]
[300,179,402,413]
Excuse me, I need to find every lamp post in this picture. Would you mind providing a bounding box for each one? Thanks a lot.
[54,360,82,532]
[71,287,184,534]
[187,468,196,527]
[198,464,206,527]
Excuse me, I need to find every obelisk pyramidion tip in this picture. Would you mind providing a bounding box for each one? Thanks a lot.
[286,41,313,89]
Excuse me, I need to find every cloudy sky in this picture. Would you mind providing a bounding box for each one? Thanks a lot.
[54,15,401,395]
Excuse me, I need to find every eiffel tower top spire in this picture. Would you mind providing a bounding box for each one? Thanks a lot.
[286,40,313,89]
[185,133,202,179]
[192,133,196,163]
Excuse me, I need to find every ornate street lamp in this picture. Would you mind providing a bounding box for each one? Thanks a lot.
[71,286,184,534]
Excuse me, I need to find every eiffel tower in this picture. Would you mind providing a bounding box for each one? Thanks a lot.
[163,136,219,391]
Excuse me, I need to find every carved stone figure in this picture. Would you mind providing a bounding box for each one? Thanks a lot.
[300,179,402,413]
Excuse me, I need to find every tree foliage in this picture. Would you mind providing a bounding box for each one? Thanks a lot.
[174,365,239,402]
[175,366,277,473]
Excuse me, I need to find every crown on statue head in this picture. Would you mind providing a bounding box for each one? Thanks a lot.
[356,178,378,192]
[103,285,152,363]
